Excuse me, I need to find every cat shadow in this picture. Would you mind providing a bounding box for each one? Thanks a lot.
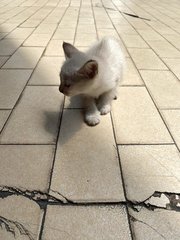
[43,110,60,140]
[65,95,84,109]
[44,105,84,145]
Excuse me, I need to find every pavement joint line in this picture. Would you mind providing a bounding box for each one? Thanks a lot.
[117,143,175,146]
[120,85,145,87]
[161,108,180,110]
[90,0,99,40]
[38,1,82,238]
[1,67,34,70]
[99,2,143,239]
[95,0,136,227]
[135,68,170,71]
[103,1,180,238]
[28,84,59,86]
[38,2,75,237]
[0,143,56,145]
[109,110,134,240]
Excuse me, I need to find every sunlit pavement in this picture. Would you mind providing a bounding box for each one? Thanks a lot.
[0,0,180,239]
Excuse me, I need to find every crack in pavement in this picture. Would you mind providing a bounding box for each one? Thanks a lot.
[0,186,180,212]
[50,189,74,204]
[0,186,179,238]
[94,3,151,21]
[130,215,167,240]
[0,186,69,209]
[126,191,180,212]
[0,216,35,240]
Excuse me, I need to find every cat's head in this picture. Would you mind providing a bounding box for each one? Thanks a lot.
[59,42,98,96]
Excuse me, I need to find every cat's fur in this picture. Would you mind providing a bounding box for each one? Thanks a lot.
[59,36,124,126]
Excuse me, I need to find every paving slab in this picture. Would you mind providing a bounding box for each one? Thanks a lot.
[28,56,64,85]
[121,34,149,48]
[77,24,96,34]
[20,20,42,28]
[45,39,73,56]
[93,8,113,29]
[97,28,120,39]
[164,34,180,50]
[148,21,177,35]
[64,95,84,109]
[2,47,44,68]
[162,110,180,150]
[115,25,137,35]
[43,205,132,240]
[0,23,18,33]
[124,17,150,30]
[0,86,64,144]
[50,109,125,202]
[0,145,55,191]
[137,29,164,41]
[129,208,180,240]
[23,33,52,47]
[0,110,10,131]
[0,39,23,56]
[148,40,180,58]
[35,23,57,34]
[75,33,98,46]
[0,32,8,40]
[5,27,34,39]
[128,48,167,70]
[53,27,76,40]
[58,7,79,28]
[119,145,180,202]
[163,58,180,80]
[112,87,172,144]
[140,70,180,109]
[0,196,43,240]
[0,56,8,67]
[121,57,143,85]
[78,17,95,26]
[0,69,32,109]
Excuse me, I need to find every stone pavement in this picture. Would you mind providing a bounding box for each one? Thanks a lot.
[0,0,180,239]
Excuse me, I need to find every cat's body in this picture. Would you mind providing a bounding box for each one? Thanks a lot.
[84,37,123,98]
[59,36,124,126]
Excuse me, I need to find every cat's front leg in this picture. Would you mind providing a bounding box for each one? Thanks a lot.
[84,97,100,126]
[97,88,116,115]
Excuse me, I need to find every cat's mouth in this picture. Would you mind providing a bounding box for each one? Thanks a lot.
[64,92,71,96]
[59,86,71,96]
[62,91,73,97]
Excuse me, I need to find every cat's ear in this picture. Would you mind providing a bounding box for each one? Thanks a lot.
[63,42,79,59]
[78,60,98,79]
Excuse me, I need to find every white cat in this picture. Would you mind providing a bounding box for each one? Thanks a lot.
[59,36,124,126]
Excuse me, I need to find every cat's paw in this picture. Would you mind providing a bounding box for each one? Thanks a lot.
[99,104,111,115]
[85,114,100,126]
